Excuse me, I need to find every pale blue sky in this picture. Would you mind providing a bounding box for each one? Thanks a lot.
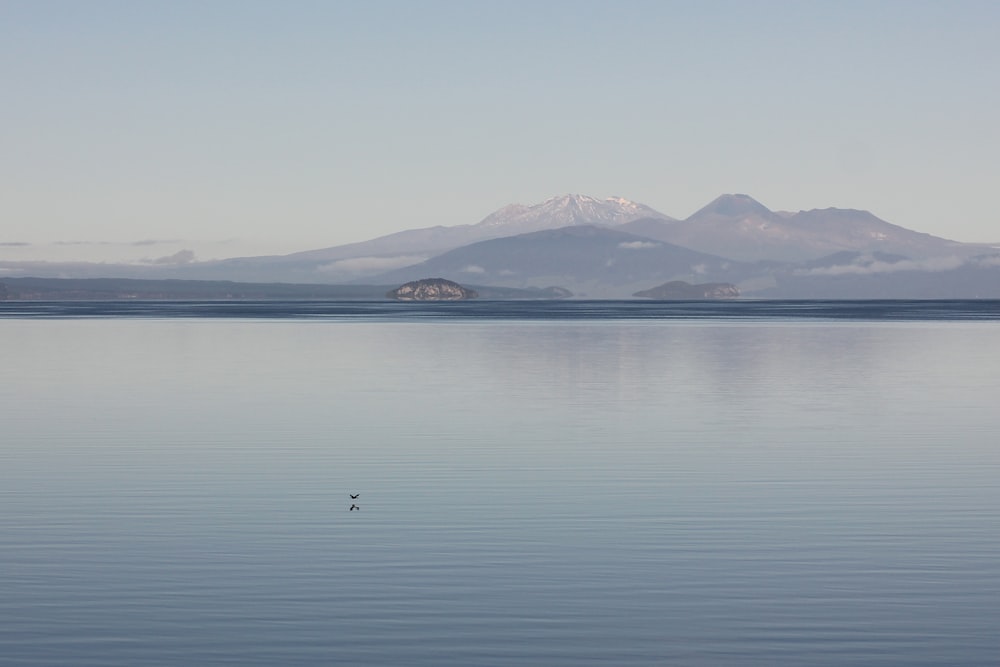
[2,0,998,261]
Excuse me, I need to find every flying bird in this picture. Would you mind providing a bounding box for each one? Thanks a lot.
[350,494,359,499]
[350,504,360,511]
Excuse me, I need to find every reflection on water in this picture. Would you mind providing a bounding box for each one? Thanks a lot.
[2,310,999,666]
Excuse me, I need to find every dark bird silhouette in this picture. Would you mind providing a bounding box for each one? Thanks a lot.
[350,504,360,511]
[350,494,359,499]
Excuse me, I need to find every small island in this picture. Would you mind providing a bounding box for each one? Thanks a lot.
[633,280,739,300]
[387,278,478,301]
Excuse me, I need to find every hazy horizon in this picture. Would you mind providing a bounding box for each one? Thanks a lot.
[3,1,999,262]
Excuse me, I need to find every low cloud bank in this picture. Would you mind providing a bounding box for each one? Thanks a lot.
[319,255,426,273]
[144,249,196,265]
[795,255,967,276]
[618,241,660,249]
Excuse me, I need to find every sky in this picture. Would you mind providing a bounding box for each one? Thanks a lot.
[2,0,999,263]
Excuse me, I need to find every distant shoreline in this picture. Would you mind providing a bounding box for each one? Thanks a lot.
[3,297,1000,323]
[0,277,566,302]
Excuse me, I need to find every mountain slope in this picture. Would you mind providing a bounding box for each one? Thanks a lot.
[366,225,755,298]
[201,194,674,283]
[619,194,980,262]
[757,251,1000,299]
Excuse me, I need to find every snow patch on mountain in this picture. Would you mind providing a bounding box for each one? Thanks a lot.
[475,194,671,234]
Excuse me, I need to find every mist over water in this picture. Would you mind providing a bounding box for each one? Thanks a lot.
[2,302,999,665]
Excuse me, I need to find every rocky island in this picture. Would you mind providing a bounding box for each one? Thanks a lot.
[387,278,478,301]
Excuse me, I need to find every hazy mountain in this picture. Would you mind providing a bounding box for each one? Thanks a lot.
[228,194,673,282]
[4,192,999,299]
[0,195,675,287]
[619,194,983,263]
[365,225,757,299]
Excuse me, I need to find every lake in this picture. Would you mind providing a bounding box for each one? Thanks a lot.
[2,301,999,666]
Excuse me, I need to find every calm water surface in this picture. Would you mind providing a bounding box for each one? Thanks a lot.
[2,302,999,665]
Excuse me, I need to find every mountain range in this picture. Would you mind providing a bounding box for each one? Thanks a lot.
[2,194,998,299]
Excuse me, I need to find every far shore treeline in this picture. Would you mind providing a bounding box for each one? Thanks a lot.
[0,277,573,301]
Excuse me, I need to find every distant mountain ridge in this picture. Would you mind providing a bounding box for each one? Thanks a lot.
[619,194,974,263]
[232,194,668,283]
[2,192,998,298]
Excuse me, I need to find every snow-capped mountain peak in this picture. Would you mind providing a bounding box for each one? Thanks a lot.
[475,194,671,234]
